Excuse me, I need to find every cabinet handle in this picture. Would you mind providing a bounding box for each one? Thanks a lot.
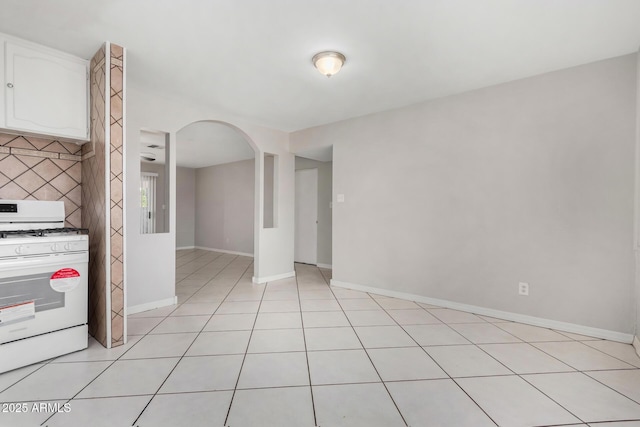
[6,83,13,88]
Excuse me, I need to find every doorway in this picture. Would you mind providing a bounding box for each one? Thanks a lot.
[295,168,318,264]
[175,121,257,257]
[294,148,333,268]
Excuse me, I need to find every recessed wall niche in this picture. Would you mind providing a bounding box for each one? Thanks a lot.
[139,129,170,234]
[263,153,278,228]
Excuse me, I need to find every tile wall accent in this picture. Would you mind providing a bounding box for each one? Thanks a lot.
[83,44,108,347]
[0,133,82,227]
[82,42,126,349]
[109,44,125,347]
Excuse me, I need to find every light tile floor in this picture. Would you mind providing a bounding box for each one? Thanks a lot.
[1,248,640,426]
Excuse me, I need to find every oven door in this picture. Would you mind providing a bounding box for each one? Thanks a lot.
[0,252,88,345]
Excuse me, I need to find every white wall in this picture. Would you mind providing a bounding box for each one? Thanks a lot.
[195,159,254,254]
[126,85,294,309]
[295,157,332,266]
[291,54,637,335]
[176,166,195,248]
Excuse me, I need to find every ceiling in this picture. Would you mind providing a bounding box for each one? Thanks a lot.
[140,123,255,168]
[1,1,640,132]
[176,121,254,168]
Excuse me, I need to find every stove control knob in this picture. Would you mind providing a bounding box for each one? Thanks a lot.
[64,243,71,251]
[51,244,58,252]
[15,246,22,254]
[15,245,28,254]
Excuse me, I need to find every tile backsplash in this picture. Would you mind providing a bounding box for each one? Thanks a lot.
[0,133,82,227]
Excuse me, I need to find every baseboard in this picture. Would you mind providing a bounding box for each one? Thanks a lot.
[634,336,640,358]
[176,246,195,250]
[195,246,254,257]
[128,296,177,315]
[253,271,296,284]
[317,263,333,269]
[330,279,634,344]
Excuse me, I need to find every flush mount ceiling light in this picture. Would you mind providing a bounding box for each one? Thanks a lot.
[312,51,346,77]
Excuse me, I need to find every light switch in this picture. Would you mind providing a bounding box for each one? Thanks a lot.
[337,194,345,203]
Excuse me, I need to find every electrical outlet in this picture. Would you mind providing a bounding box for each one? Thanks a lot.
[518,282,529,296]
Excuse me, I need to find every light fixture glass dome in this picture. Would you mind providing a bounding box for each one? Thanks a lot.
[312,51,346,77]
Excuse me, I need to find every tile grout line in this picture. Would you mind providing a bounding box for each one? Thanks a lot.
[129,255,250,424]
[31,252,240,427]
[175,251,229,300]
[571,339,639,369]
[0,363,49,395]
[516,373,589,425]
[365,293,500,427]
[488,321,640,371]
[376,296,640,425]
[177,250,226,279]
[222,264,268,427]
[132,255,253,426]
[315,265,410,427]
[4,251,638,425]
[175,249,221,280]
[172,253,228,306]
[146,254,236,335]
[38,359,125,425]
[293,265,319,427]
[581,371,640,405]
[3,251,220,410]
[383,302,621,422]
[120,254,240,425]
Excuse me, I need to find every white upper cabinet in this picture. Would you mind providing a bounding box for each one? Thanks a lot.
[0,34,89,142]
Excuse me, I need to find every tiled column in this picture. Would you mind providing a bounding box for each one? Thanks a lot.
[82,42,126,349]
[110,45,125,347]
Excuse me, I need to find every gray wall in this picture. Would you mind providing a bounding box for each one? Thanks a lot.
[176,166,196,248]
[140,162,167,233]
[195,158,255,254]
[295,157,333,266]
[264,154,275,228]
[291,54,637,334]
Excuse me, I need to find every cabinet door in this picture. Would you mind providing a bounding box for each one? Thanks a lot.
[5,41,88,140]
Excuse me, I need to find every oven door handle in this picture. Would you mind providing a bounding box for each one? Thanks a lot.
[0,252,88,272]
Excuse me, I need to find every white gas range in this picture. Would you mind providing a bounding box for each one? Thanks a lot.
[0,200,88,374]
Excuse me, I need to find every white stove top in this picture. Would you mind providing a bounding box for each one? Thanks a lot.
[0,200,88,256]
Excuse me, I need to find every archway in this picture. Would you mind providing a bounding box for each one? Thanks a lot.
[173,120,261,301]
